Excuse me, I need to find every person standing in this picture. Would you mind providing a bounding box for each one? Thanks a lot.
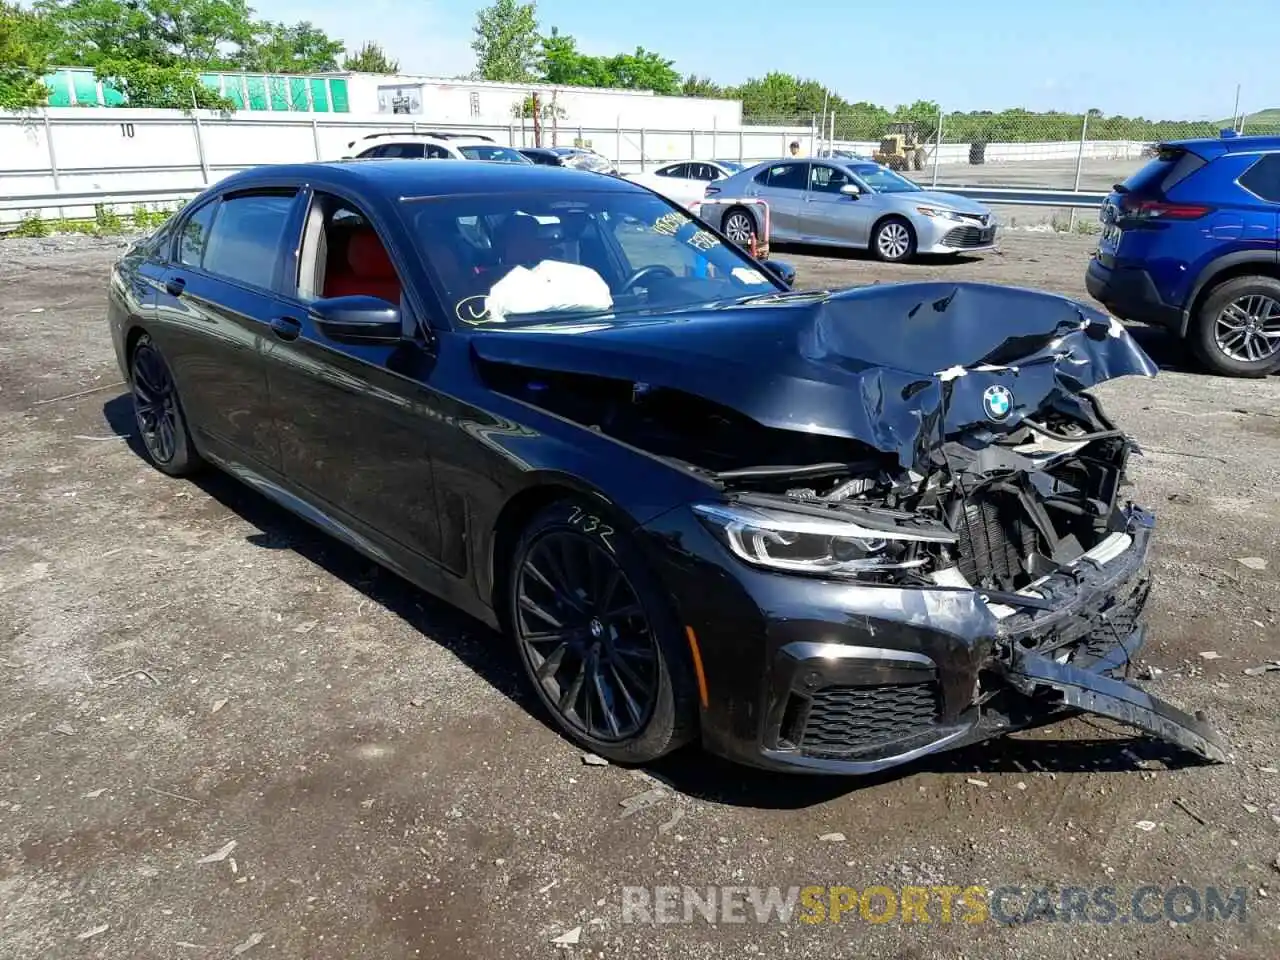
[788,140,803,157]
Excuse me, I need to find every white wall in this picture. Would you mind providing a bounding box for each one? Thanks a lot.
[0,107,1143,224]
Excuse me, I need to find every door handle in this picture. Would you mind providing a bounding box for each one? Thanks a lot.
[269,316,302,341]
[164,276,186,297]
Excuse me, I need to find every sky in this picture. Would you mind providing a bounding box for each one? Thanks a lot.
[254,0,1273,119]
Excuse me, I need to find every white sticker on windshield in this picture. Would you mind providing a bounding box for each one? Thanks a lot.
[732,266,770,285]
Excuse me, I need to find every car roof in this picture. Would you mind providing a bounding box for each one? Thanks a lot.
[1161,134,1280,158]
[356,134,496,146]
[212,159,644,198]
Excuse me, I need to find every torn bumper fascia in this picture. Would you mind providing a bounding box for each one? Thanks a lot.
[741,505,1229,774]
[994,646,1229,764]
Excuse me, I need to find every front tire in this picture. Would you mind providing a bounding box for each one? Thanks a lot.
[130,334,201,476]
[507,498,698,764]
[872,217,916,263]
[1191,275,1280,377]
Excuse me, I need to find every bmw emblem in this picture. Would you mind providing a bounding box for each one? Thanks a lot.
[983,384,1013,422]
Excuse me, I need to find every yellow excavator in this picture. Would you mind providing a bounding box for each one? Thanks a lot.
[873,122,929,171]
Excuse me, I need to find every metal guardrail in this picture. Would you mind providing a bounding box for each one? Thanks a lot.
[0,183,1109,219]
[933,186,1109,208]
[0,185,203,213]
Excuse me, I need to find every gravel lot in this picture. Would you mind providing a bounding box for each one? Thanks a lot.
[2,232,1278,959]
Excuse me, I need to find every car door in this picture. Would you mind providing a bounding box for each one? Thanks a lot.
[154,189,301,471]
[260,188,449,569]
[802,163,875,246]
[744,162,808,239]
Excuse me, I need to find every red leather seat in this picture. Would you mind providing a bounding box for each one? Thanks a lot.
[324,229,401,303]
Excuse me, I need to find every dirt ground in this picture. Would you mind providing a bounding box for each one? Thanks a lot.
[1,232,1278,960]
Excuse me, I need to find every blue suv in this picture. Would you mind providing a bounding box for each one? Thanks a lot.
[1086,135,1280,377]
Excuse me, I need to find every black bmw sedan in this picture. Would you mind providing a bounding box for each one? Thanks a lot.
[107,160,1225,773]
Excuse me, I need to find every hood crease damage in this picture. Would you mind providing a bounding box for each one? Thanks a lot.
[472,281,1227,766]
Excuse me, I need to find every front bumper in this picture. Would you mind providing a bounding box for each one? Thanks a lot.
[645,503,1222,774]
[917,216,998,255]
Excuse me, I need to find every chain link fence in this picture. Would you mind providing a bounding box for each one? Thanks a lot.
[752,111,1265,192]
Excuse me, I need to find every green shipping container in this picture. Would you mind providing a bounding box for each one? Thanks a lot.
[70,70,99,105]
[223,76,246,110]
[44,72,73,107]
[308,78,329,112]
[102,82,126,106]
[288,77,310,111]
[245,76,268,111]
[268,76,289,111]
[329,78,350,113]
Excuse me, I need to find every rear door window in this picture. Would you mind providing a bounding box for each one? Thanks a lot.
[201,192,298,290]
[763,163,809,191]
[1121,147,1207,194]
[178,200,218,267]
[658,163,689,179]
[1239,154,1280,202]
[383,142,426,159]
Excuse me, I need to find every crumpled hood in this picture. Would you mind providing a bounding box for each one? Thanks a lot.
[468,281,1158,471]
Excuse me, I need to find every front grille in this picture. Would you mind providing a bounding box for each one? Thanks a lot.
[941,225,995,248]
[797,681,941,758]
[955,492,1041,589]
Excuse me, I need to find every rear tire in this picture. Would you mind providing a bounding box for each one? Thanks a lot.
[129,334,202,476]
[507,497,698,764]
[721,206,757,249]
[1191,275,1280,377]
[872,217,916,263]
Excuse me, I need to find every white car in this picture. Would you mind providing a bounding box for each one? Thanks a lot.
[344,132,532,164]
[626,159,745,208]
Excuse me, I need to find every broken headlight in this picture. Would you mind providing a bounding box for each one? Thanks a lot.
[693,503,951,580]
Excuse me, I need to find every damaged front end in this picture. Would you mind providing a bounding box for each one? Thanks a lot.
[470,281,1228,771]
[709,402,1226,768]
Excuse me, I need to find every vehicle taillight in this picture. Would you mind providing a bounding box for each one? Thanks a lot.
[1120,198,1211,221]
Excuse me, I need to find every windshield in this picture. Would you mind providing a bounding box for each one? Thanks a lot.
[458,144,532,164]
[402,189,783,327]
[851,164,921,193]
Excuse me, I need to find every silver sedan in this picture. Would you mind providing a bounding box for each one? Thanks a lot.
[707,159,997,262]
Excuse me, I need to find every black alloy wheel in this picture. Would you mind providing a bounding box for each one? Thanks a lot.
[516,529,658,740]
[508,499,697,762]
[130,335,200,475]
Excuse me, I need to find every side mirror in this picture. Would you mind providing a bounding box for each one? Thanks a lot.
[311,295,402,343]
[839,183,861,198]
[761,258,796,288]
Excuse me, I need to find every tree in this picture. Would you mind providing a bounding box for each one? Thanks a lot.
[471,0,539,82]
[146,0,255,65]
[599,47,679,94]
[93,56,233,109]
[240,20,344,73]
[34,0,166,65]
[343,41,399,74]
[538,28,679,94]
[681,74,722,99]
[0,2,54,109]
